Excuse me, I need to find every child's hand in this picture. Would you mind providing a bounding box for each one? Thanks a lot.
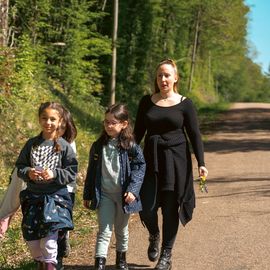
[40,169,54,181]
[28,168,42,180]
[124,192,135,204]
[83,200,90,209]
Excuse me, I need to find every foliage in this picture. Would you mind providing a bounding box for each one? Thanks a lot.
[8,0,111,98]
[12,34,45,95]
[2,0,270,108]
[0,47,15,97]
[95,0,270,113]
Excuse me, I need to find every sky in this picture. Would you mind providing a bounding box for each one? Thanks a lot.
[245,0,270,73]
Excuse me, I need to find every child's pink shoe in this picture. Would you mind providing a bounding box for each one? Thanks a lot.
[0,216,11,238]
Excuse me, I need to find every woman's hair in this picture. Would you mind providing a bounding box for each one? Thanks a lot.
[61,107,77,143]
[38,101,65,152]
[154,58,179,93]
[100,103,134,150]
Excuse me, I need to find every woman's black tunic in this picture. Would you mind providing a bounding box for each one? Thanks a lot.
[134,95,205,225]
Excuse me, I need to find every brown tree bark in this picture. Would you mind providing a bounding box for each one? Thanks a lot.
[110,0,118,105]
[0,0,9,46]
[188,7,201,92]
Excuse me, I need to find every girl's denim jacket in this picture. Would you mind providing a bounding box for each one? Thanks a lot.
[83,138,146,214]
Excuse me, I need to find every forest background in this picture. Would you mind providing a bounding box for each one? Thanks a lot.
[0,0,270,268]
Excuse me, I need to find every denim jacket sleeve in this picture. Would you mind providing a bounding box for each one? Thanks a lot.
[125,143,146,198]
[83,142,99,201]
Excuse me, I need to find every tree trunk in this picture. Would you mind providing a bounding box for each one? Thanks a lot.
[110,0,118,105]
[188,7,201,92]
[0,0,9,46]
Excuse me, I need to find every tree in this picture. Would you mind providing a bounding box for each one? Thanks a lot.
[110,0,118,105]
[188,6,201,92]
[7,0,111,97]
[0,0,9,46]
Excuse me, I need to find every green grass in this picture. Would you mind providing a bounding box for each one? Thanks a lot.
[0,216,32,268]
[0,262,36,270]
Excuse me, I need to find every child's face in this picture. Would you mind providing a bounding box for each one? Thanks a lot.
[104,112,127,138]
[39,108,62,139]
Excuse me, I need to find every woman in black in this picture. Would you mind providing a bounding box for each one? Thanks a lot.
[134,59,208,270]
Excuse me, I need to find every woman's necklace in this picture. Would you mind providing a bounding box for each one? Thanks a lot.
[159,93,175,101]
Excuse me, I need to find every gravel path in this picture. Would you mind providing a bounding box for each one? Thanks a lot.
[65,102,270,270]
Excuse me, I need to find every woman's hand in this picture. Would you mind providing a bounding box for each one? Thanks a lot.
[124,192,136,204]
[198,166,208,178]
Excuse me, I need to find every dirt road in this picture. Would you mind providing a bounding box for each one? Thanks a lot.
[66,102,270,270]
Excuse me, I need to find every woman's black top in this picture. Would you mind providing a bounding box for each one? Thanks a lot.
[134,94,205,225]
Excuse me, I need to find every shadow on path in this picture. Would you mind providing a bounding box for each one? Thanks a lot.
[203,107,270,132]
[204,139,270,153]
[202,107,270,153]
[63,263,151,270]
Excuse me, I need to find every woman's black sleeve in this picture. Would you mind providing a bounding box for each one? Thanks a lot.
[134,96,148,144]
[183,99,205,167]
